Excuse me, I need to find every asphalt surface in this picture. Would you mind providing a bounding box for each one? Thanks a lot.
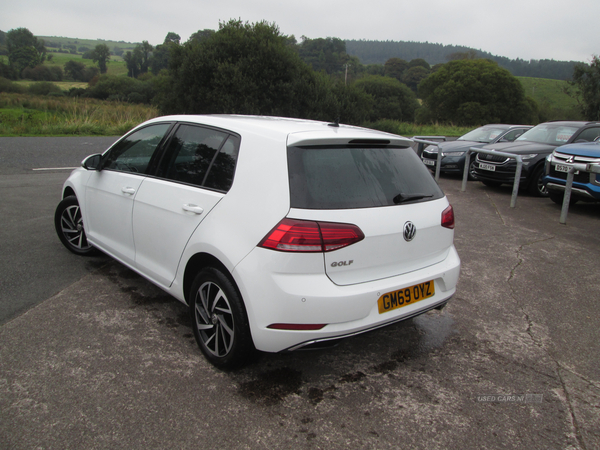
[0,137,117,324]
[1,137,600,449]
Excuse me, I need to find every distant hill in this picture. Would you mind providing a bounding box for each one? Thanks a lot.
[345,40,579,81]
[37,36,139,57]
[7,33,578,82]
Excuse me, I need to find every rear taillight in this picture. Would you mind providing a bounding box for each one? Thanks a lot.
[258,218,364,253]
[441,205,455,229]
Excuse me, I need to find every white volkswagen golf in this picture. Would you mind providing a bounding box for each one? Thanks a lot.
[55,115,460,369]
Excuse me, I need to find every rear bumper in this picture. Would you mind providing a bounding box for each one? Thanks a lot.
[233,246,461,353]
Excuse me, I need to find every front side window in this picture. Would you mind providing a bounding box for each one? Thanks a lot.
[574,127,600,143]
[501,129,526,142]
[288,146,444,209]
[103,123,171,174]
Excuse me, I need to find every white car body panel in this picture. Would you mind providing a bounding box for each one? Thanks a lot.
[84,170,145,266]
[132,178,224,287]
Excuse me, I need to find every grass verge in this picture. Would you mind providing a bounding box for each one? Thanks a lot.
[0,93,159,136]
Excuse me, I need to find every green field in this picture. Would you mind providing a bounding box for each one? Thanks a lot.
[14,80,88,91]
[38,36,139,53]
[44,51,128,76]
[517,76,582,121]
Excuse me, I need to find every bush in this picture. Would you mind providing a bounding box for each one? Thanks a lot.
[27,81,63,96]
[67,87,87,97]
[22,65,63,81]
[0,77,26,93]
[0,61,18,80]
[86,74,155,103]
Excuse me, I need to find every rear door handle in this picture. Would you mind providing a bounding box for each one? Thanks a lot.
[121,187,136,195]
[182,204,204,215]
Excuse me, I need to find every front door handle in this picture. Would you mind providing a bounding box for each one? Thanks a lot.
[121,187,136,195]
[182,204,204,215]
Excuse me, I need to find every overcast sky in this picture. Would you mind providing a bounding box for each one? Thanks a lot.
[2,0,598,63]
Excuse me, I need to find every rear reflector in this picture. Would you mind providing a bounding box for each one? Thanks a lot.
[441,205,455,229]
[258,218,364,253]
[267,323,327,330]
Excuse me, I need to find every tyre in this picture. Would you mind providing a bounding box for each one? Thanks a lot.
[189,267,255,369]
[468,158,478,181]
[527,166,549,197]
[481,180,502,188]
[54,196,98,256]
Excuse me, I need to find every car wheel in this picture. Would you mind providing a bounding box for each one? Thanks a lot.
[54,195,98,256]
[527,166,549,197]
[549,193,578,206]
[481,180,502,188]
[468,158,478,181]
[189,267,255,369]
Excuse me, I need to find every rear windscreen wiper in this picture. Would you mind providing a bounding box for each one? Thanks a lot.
[393,193,433,204]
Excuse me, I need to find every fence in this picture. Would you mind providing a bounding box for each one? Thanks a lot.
[412,137,446,181]
[548,160,600,224]
[461,147,524,208]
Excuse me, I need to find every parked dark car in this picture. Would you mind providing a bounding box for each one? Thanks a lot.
[421,124,531,179]
[473,121,600,196]
[543,139,600,205]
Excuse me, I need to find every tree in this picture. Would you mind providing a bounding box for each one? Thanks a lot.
[298,37,349,75]
[91,44,110,74]
[163,32,180,45]
[402,66,429,93]
[570,56,600,121]
[6,28,46,76]
[123,51,137,78]
[353,75,419,122]
[151,33,181,75]
[64,60,86,80]
[188,29,215,43]
[418,59,536,125]
[447,50,479,61]
[408,58,430,70]
[138,41,153,74]
[63,60,98,82]
[384,58,408,81]
[161,20,336,119]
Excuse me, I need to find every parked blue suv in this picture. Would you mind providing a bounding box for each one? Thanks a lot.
[543,138,600,205]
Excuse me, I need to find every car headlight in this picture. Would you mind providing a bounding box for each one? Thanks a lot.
[442,151,465,157]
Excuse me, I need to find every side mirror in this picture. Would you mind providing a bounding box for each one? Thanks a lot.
[82,154,102,170]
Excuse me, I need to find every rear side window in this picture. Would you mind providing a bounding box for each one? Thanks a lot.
[159,124,240,192]
[288,146,444,209]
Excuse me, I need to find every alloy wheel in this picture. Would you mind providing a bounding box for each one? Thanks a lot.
[194,281,235,357]
[60,204,92,251]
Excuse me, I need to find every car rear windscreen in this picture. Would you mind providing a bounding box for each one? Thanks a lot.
[288,146,444,209]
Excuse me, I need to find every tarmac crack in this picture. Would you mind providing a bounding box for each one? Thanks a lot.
[484,191,506,226]
[556,366,589,450]
[507,236,590,450]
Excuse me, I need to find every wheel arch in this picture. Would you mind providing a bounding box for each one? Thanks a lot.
[183,252,235,305]
[62,186,76,199]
